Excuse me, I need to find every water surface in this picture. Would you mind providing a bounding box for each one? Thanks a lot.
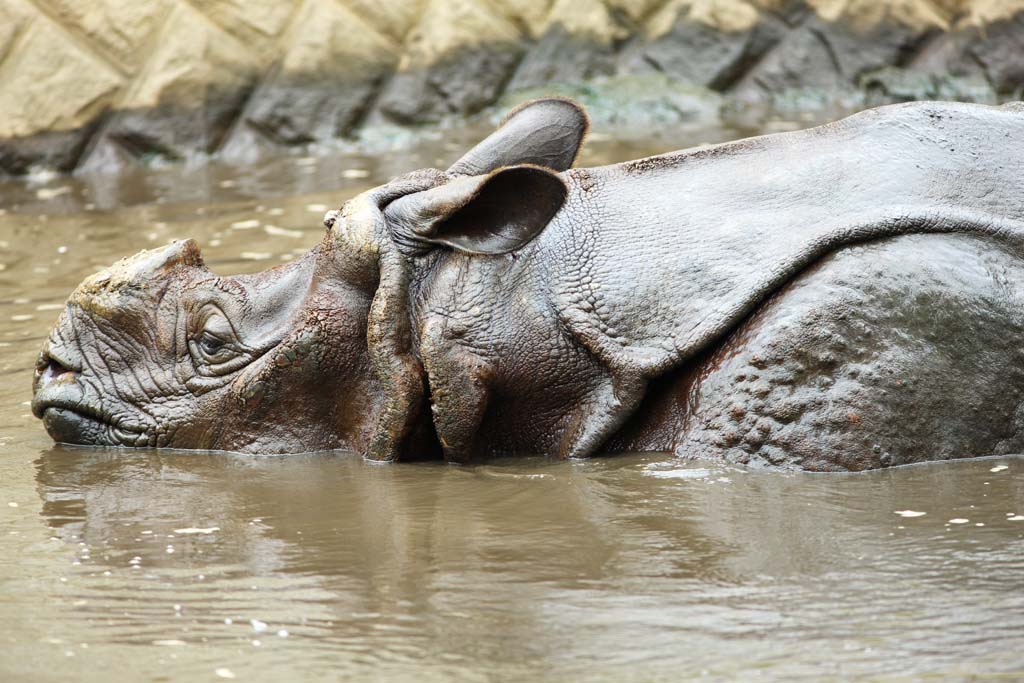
[1,121,1023,682]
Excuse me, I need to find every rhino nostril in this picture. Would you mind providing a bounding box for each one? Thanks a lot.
[36,352,77,383]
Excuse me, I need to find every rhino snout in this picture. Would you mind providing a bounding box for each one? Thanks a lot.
[32,341,147,446]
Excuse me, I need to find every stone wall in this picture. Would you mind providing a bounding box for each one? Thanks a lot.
[0,0,1022,176]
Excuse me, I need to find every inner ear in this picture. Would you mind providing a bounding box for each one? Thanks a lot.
[405,166,567,255]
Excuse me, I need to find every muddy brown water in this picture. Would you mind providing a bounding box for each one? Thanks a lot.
[1,120,1023,682]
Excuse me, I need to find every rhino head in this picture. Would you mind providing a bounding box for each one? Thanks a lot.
[32,98,588,457]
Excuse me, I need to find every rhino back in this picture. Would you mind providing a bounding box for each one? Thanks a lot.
[537,101,1024,380]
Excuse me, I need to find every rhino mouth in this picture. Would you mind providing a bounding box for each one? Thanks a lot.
[34,399,150,448]
[32,348,141,447]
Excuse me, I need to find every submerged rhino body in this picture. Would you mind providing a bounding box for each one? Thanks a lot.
[33,99,1024,470]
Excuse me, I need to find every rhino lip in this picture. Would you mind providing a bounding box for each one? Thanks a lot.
[34,398,104,423]
[33,398,145,436]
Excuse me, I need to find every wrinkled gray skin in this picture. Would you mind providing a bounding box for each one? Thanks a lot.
[33,98,1024,470]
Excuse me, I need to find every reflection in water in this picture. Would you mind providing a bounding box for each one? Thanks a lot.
[23,448,1024,681]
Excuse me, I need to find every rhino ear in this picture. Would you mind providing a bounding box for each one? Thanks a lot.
[447,98,589,176]
[385,165,567,255]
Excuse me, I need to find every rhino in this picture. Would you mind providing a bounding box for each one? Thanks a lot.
[32,98,1024,470]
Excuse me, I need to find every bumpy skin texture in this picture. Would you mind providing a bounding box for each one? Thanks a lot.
[616,234,1024,470]
[32,98,1024,471]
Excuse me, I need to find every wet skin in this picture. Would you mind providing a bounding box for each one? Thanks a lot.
[32,99,1024,470]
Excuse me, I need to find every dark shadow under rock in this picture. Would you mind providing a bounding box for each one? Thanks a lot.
[732,15,936,107]
[77,85,254,174]
[617,15,786,92]
[506,25,621,93]
[965,13,1024,96]
[0,122,100,175]
[377,43,524,125]
[219,74,385,163]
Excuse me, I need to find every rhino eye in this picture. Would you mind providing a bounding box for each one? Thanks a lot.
[198,332,227,358]
[191,329,238,368]
[188,304,248,375]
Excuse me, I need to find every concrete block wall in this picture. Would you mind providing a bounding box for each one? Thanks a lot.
[0,0,1021,175]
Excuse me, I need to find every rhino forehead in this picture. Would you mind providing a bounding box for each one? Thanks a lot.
[69,240,203,317]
